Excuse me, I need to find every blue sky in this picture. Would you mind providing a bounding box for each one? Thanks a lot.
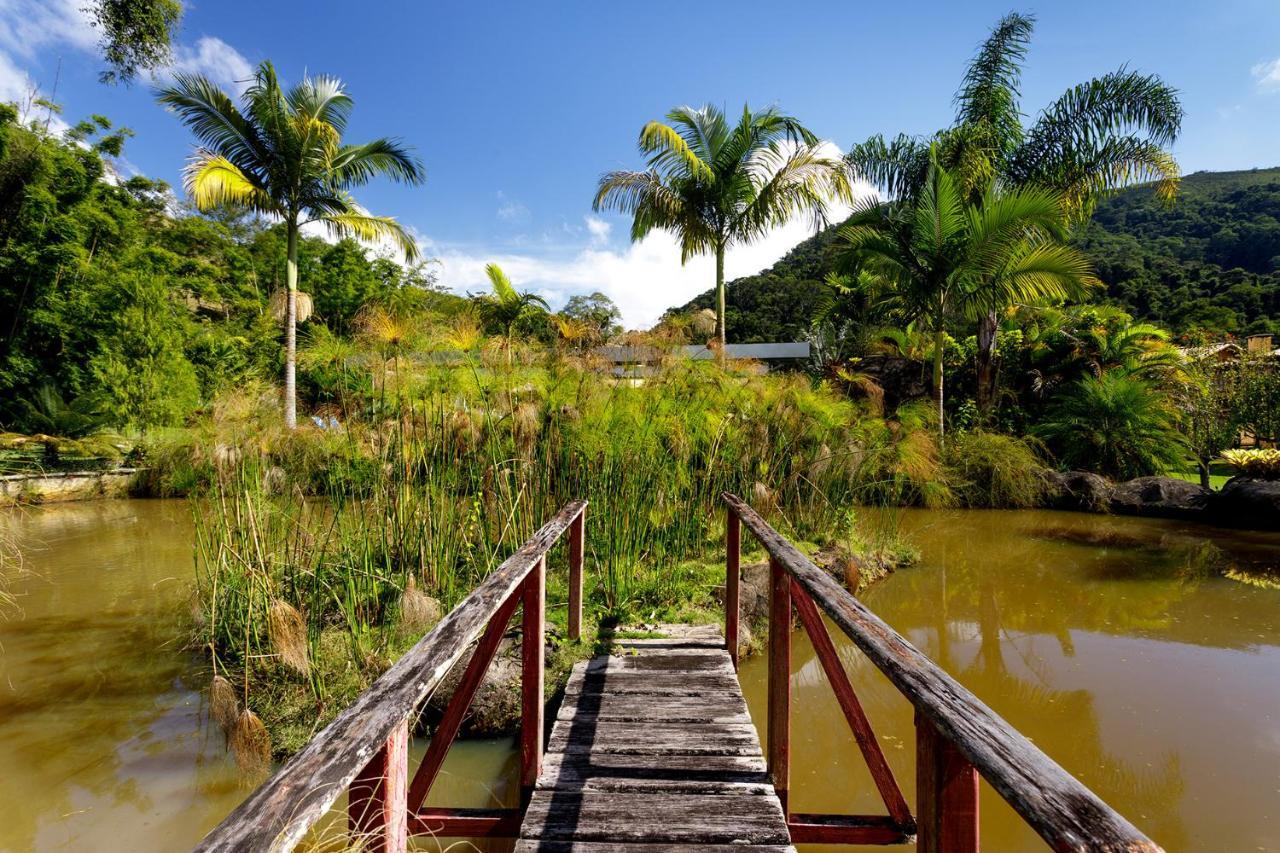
[3,0,1279,326]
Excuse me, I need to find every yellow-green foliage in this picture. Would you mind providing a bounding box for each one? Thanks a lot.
[1220,448,1280,479]
[180,351,955,753]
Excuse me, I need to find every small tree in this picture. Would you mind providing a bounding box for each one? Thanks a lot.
[1239,356,1280,447]
[562,291,622,340]
[1178,359,1241,488]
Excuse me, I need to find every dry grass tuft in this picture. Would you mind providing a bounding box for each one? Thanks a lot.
[268,599,310,676]
[230,708,272,781]
[209,674,239,736]
[399,575,441,635]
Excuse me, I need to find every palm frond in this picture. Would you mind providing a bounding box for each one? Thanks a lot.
[319,210,420,260]
[155,72,267,174]
[185,150,275,213]
[639,121,714,182]
[846,133,932,199]
[955,12,1034,154]
[330,138,425,187]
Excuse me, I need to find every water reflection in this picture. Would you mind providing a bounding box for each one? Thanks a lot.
[740,508,1280,852]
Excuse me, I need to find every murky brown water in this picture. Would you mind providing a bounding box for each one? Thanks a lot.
[739,508,1280,852]
[1,502,1277,851]
[0,500,513,852]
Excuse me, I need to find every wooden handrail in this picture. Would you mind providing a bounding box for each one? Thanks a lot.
[196,499,587,852]
[721,492,1162,853]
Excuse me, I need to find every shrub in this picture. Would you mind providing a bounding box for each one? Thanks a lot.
[1035,371,1187,480]
[1220,448,1280,479]
[944,430,1048,508]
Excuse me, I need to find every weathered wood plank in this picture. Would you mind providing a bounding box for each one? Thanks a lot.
[563,667,738,697]
[583,651,732,673]
[548,720,763,756]
[515,842,794,853]
[554,691,750,725]
[521,791,790,845]
[538,752,770,794]
[194,500,587,853]
[524,626,790,852]
[723,491,1162,852]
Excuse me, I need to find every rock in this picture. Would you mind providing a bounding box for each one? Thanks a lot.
[1109,476,1212,520]
[421,633,529,737]
[1043,470,1114,512]
[1215,477,1280,529]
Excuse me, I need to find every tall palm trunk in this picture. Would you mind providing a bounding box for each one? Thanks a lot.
[932,327,946,442]
[284,220,298,429]
[975,311,999,417]
[714,242,727,350]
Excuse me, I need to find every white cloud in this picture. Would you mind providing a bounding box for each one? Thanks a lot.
[0,0,96,58]
[1252,58,1280,93]
[429,181,873,329]
[496,191,530,222]
[165,36,253,96]
[584,215,611,244]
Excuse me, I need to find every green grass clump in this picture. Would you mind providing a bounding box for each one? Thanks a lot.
[944,429,1048,508]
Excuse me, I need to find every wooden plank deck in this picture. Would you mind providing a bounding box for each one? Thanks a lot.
[516,625,795,853]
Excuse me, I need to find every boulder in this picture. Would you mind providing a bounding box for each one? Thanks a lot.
[1043,470,1114,512]
[1109,476,1212,520]
[1214,477,1280,529]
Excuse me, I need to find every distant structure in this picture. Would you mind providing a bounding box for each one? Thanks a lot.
[1178,334,1277,362]
[594,342,810,376]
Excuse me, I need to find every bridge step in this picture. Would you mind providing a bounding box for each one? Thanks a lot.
[518,624,795,851]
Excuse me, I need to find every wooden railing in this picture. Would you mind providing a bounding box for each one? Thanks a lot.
[722,492,1163,853]
[195,500,587,853]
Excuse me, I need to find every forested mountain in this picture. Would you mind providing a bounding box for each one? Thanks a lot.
[669,167,1280,341]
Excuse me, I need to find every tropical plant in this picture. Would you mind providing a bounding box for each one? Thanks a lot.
[594,104,851,347]
[1220,449,1280,479]
[9,384,113,439]
[473,263,549,355]
[848,12,1183,412]
[1035,370,1186,479]
[837,156,1096,437]
[157,61,425,428]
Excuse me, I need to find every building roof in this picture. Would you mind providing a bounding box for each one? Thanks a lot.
[595,342,810,362]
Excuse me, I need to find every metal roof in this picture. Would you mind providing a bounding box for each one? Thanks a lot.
[595,342,810,362]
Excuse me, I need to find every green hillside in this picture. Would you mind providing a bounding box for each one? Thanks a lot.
[669,167,1280,341]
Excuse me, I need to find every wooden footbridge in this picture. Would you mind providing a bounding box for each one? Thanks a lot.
[196,496,1163,853]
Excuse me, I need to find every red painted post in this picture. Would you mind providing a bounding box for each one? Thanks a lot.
[349,720,408,853]
[407,591,521,813]
[520,556,546,799]
[726,509,741,670]
[767,556,791,815]
[916,712,979,853]
[568,509,585,642]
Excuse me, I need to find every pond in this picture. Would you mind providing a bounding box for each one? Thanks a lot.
[0,500,1277,851]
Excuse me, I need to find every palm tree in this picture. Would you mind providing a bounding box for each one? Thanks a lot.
[157,61,424,428]
[1036,370,1187,479]
[848,12,1182,412]
[838,157,1096,439]
[474,263,549,356]
[595,104,851,348]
